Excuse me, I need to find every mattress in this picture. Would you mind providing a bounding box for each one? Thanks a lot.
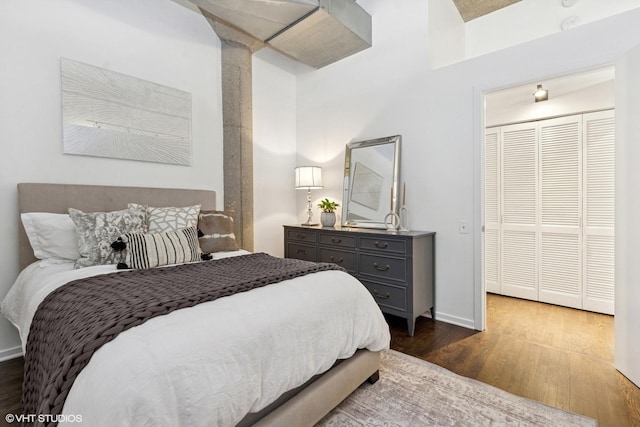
[1,252,390,426]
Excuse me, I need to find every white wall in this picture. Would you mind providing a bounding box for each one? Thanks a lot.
[0,0,223,359]
[428,0,465,69]
[615,42,640,387]
[295,1,640,330]
[253,49,298,256]
[466,0,640,59]
[296,0,431,230]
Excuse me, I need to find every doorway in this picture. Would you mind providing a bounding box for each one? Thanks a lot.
[482,67,616,316]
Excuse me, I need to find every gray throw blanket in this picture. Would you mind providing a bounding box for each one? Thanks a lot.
[22,253,344,426]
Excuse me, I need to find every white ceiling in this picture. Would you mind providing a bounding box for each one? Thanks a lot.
[485,67,615,110]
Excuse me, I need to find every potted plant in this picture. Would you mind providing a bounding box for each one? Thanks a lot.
[318,198,340,227]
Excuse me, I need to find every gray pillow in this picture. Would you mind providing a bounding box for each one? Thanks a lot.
[69,206,147,268]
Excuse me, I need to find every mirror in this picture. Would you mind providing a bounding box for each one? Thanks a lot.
[342,135,401,229]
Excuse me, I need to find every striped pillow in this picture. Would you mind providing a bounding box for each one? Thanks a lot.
[118,227,202,269]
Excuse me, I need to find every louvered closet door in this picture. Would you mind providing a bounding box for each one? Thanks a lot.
[538,115,583,309]
[485,128,500,294]
[583,110,615,315]
[501,122,538,300]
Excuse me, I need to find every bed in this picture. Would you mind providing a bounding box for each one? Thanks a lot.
[1,183,390,426]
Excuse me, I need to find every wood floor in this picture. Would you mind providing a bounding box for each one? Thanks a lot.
[388,294,640,427]
[0,294,638,426]
[0,355,22,425]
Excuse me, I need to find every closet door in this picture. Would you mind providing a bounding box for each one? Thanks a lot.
[500,122,538,300]
[538,115,583,309]
[583,110,615,315]
[485,128,500,294]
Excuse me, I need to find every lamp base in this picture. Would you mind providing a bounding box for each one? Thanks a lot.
[301,188,318,227]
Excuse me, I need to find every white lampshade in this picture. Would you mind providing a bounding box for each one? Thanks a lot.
[295,166,323,189]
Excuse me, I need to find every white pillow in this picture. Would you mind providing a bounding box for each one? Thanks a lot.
[128,203,200,234]
[21,213,81,263]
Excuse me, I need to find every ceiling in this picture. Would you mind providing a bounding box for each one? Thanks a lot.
[485,67,615,110]
[452,0,521,22]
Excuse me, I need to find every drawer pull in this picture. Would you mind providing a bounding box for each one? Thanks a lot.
[372,289,391,300]
[374,241,388,249]
[296,233,306,239]
[331,237,342,244]
[373,262,391,271]
[296,249,307,255]
[330,256,344,264]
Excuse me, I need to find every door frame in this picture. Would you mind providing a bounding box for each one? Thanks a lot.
[472,66,616,331]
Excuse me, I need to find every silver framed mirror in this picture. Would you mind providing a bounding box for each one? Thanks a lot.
[342,135,401,229]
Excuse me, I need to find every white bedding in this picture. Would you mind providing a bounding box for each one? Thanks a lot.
[1,252,390,426]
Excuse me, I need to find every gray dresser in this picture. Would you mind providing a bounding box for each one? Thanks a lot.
[283,225,435,336]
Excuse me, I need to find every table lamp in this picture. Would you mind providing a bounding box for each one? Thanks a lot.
[295,166,323,226]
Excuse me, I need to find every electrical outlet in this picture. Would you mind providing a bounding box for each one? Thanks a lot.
[459,220,469,234]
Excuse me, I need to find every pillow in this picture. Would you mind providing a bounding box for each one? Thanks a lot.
[116,227,202,269]
[197,210,238,253]
[21,213,81,263]
[128,203,200,234]
[69,206,147,269]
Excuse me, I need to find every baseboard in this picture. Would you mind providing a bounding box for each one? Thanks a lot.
[0,346,23,362]
[432,311,476,330]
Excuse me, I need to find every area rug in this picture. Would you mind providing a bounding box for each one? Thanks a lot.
[318,350,597,426]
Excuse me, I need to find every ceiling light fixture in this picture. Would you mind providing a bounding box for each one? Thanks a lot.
[533,84,549,102]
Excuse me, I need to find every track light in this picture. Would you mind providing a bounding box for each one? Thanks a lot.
[533,84,549,102]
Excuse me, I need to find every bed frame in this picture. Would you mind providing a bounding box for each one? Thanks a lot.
[17,182,380,426]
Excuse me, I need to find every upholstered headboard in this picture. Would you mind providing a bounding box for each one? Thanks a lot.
[17,183,216,270]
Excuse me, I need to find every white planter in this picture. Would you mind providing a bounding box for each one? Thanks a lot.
[320,212,336,227]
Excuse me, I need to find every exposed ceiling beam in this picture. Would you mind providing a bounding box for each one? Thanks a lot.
[452,0,521,22]
[172,0,371,69]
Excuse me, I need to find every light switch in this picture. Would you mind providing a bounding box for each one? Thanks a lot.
[459,220,469,234]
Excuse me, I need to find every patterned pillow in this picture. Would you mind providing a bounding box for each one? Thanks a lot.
[198,210,238,253]
[69,206,147,269]
[117,227,201,269]
[128,203,200,233]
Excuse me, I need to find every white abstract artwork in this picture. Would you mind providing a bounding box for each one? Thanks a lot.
[61,58,192,165]
[350,161,384,211]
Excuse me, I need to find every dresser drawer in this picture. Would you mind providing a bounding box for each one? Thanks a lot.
[361,280,407,312]
[286,229,317,243]
[358,254,406,282]
[286,243,316,262]
[359,237,406,254]
[318,233,356,248]
[318,248,356,273]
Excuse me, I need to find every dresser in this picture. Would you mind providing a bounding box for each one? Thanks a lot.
[283,225,435,336]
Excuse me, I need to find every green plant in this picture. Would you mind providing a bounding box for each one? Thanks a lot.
[318,198,340,213]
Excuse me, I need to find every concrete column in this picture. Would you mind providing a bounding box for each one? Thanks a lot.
[204,12,263,251]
